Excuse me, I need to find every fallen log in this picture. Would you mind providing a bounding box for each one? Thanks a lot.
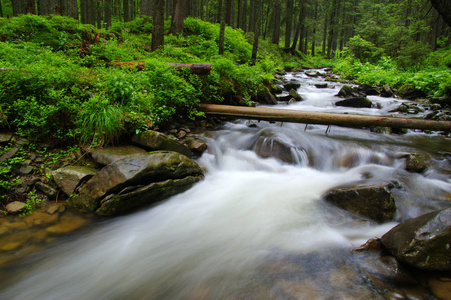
[170,63,212,75]
[111,62,212,75]
[199,104,451,132]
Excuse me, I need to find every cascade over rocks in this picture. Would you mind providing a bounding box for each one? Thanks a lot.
[132,130,193,158]
[67,151,204,215]
[323,183,396,223]
[381,208,451,271]
[288,89,304,102]
[254,88,278,105]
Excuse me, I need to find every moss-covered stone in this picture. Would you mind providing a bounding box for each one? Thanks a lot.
[131,130,193,158]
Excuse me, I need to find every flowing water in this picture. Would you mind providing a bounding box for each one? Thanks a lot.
[0,70,450,299]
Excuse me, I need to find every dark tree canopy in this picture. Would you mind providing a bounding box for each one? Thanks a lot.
[430,0,451,28]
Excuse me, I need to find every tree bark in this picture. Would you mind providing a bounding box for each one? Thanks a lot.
[284,0,293,48]
[199,104,451,132]
[431,0,451,27]
[66,0,78,19]
[170,0,186,35]
[219,0,226,55]
[0,1,3,17]
[97,0,102,29]
[225,0,233,26]
[271,0,281,45]
[251,0,262,64]
[151,0,165,51]
[123,0,130,22]
[104,0,112,27]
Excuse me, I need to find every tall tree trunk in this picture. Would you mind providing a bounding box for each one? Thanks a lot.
[311,1,318,56]
[288,0,304,53]
[430,0,451,27]
[151,0,165,51]
[66,0,78,19]
[326,0,337,58]
[123,0,130,22]
[225,0,232,26]
[37,0,53,15]
[219,0,226,55]
[241,0,247,31]
[97,0,102,29]
[170,0,186,34]
[251,0,262,64]
[271,0,281,44]
[0,1,3,18]
[322,10,327,55]
[87,0,96,25]
[141,0,152,16]
[284,0,293,48]
[104,0,112,27]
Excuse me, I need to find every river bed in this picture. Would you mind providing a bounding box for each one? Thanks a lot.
[0,69,450,299]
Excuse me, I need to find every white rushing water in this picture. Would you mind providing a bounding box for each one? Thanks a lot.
[1,70,450,299]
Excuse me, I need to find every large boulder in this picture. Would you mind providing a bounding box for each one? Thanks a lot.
[337,85,366,98]
[323,183,396,223]
[336,97,373,108]
[397,84,426,100]
[358,84,379,96]
[381,208,451,271]
[52,166,98,196]
[380,85,394,98]
[283,81,301,91]
[91,145,146,165]
[132,130,193,158]
[67,151,204,215]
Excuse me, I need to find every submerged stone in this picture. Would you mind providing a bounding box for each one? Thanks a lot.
[336,97,373,108]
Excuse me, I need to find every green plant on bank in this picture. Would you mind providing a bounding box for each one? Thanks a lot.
[19,190,41,217]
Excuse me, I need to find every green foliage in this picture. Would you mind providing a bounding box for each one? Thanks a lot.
[345,35,383,63]
[78,95,125,146]
[19,190,41,217]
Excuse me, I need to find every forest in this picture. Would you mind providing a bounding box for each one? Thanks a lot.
[0,0,450,146]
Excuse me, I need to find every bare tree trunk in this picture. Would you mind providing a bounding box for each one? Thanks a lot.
[151,0,165,51]
[97,0,102,29]
[66,0,78,19]
[271,0,281,45]
[104,0,112,27]
[251,0,262,64]
[123,0,130,22]
[225,0,232,26]
[0,1,3,17]
[170,0,186,34]
[141,0,152,16]
[284,0,293,48]
[311,1,318,56]
[322,9,327,55]
[219,0,226,55]
[431,0,451,27]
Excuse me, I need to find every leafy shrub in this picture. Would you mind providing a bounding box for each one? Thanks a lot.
[345,35,384,63]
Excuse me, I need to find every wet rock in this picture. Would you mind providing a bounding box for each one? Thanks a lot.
[400,153,430,173]
[276,95,293,102]
[96,176,202,216]
[305,71,319,77]
[250,131,302,164]
[5,201,26,214]
[390,102,424,114]
[288,89,304,102]
[52,166,98,196]
[254,88,278,105]
[337,85,366,98]
[35,182,57,199]
[430,95,451,108]
[358,84,379,96]
[425,108,451,121]
[177,130,187,139]
[0,147,18,163]
[323,184,396,223]
[380,85,394,98]
[314,83,328,89]
[270,85,283,94]
[381,208,451,271]
[0,132,12,146]
[185,138,208,154]
[283,82,301,91]
[397,84,426,100]
[19,165,34,175]
[67,151,204,215]
[132,130,193,158]
[336,97,373,108]
[91,145,146,165]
